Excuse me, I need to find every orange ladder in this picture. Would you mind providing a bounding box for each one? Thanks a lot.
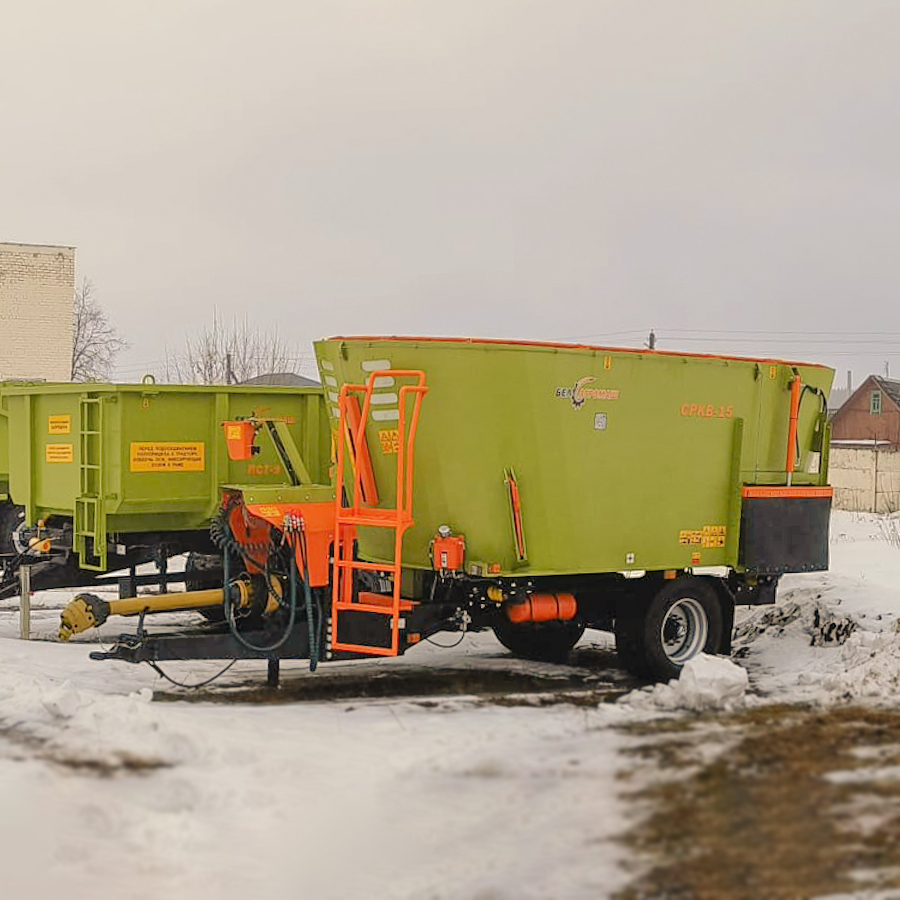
[331,369,427,656]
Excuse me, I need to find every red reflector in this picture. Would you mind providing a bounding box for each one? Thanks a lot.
[742,486,833,500]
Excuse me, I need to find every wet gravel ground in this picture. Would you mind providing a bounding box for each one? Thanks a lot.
[615,706,900,900]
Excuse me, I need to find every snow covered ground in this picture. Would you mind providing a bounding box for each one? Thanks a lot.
[2,510,900,899]
[735,511,900,706]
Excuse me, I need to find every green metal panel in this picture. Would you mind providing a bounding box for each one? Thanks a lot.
[2,382,331,542]
[315,338,834,577]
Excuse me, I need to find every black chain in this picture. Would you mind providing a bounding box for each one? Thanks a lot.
[210,498,275,567]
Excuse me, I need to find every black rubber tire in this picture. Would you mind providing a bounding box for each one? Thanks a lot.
[493,619,586,663]
[615,578,724,682]
[0,503,25,555]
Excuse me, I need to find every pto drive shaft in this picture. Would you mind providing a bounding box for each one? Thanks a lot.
[58,586,246,641]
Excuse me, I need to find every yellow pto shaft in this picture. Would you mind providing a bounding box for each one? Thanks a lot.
[58,586,248,642]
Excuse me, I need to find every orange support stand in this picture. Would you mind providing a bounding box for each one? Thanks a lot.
[332,370,427,657]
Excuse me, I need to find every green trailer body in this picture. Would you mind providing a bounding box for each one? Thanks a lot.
[314,337,833,577]
[0,382,330,571]
[86,337,836,681]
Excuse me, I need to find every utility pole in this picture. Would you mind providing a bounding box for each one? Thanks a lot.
[646,330,657,351]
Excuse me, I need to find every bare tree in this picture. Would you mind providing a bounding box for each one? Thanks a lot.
[164,311,296,384]
[71,278,127,382]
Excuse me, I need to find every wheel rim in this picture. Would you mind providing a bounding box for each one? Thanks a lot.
[660,597,708,665]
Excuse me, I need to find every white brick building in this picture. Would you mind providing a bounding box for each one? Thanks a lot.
[0,242,75,381]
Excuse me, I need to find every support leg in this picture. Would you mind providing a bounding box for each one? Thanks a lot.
[267,657,280,688]
[19,565,31,640]
[158,551,169,594]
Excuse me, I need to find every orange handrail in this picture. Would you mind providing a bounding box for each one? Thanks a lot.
[331,369,427,657]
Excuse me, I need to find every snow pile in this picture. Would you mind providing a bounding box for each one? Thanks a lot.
[622,654,749,712]
[0,668,197,769]
[733,575,900,705]
[734,598,857,650]
[818,624,900,703]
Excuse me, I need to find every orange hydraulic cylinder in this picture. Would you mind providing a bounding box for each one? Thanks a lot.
[507,592,577,624]
[786,375,802,475]
[344,395,380,507]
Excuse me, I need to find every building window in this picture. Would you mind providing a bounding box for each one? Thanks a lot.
[871,390,883,415]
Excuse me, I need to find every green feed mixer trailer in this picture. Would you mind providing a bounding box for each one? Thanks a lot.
[0,380,330,602]
[78,337,833,683]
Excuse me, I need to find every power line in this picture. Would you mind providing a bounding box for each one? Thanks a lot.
[560,327,900,341]
[663,328,900,337]
[659,337,900,345]
[552,329,648,340]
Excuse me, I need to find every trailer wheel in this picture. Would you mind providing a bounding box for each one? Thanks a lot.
[493,619,586,663]
[615,578,723,681]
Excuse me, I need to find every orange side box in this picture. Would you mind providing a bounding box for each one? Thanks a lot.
[432,535,466,571]
[223,421,256,461]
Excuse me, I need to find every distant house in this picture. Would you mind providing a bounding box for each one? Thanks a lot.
[831,375,900,449]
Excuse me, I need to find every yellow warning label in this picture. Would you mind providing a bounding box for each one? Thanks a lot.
[46,443,74,464]
[701,525,727,549]
[378,429,400,455]
[679,525,726,549]
[225,424,243,440]
[253,506,283,518]
[130,442,205,473]
[48,415,71,435]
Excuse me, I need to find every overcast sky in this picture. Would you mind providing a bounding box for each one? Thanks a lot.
[2,0,899,386]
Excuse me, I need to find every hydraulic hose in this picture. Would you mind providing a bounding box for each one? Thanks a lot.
[222,536,298,655]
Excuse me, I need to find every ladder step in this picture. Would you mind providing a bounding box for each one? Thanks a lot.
[335,559,399,573]
[336,515,410,528]
[335,603,412,616]
[340,592,416,612]
[338,506,400,518]
[331,642,399,658]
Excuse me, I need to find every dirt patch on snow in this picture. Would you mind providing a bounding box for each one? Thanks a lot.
[152,663,637,706]
[0,725,171,776]
[616,706,900,900]
[150,642,641,705]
